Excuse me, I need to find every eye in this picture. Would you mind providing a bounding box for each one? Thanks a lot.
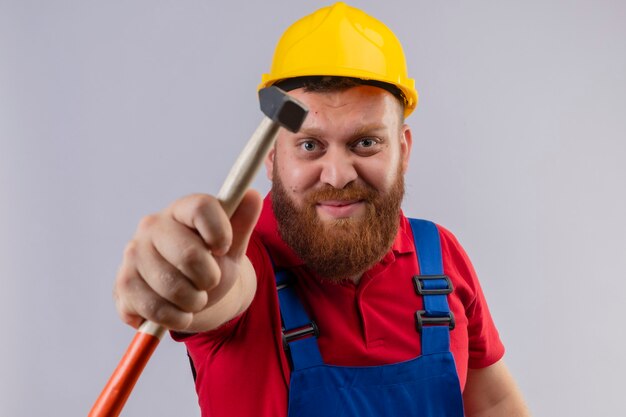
[301,140,317,152]
[351,137,382,155]
[356,138,376,148]
[296,139,325,159]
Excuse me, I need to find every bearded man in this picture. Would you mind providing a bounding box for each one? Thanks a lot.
[113,3,529,417]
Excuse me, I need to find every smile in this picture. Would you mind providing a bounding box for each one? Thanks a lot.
[316,200,366,219]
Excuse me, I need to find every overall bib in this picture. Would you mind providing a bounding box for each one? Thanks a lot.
[276,219,465,417]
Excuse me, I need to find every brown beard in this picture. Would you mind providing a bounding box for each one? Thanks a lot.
[272,168,404,282]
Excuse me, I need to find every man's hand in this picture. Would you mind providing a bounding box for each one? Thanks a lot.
[113,190,262,333]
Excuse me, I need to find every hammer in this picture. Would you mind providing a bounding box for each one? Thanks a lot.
[89,86,308,417]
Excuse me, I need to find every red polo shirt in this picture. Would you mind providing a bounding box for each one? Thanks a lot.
[175,195,504,417]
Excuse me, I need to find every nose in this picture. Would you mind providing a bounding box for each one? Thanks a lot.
[319,148,358,189]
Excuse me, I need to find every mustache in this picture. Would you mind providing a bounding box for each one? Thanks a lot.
[303,183,378,204]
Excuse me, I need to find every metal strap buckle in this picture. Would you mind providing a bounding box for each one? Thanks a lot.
[415,310,455,333]
[282,322,319,349]
[413,275,453,295]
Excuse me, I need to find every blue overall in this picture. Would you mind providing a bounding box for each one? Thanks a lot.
[275,219,465,417]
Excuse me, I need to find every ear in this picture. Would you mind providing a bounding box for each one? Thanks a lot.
[264,146,275,181]
[400,124,413,174]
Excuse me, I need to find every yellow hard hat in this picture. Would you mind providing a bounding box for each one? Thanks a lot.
[259,2,418,117]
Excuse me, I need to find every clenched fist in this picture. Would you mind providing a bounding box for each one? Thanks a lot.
[113,190,262,332]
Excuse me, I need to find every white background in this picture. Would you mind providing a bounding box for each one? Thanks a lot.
[1,1,625,416]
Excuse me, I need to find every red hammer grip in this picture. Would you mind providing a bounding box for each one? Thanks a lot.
[89,323,164,417]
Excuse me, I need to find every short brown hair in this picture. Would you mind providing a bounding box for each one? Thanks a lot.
[274,76,406,121]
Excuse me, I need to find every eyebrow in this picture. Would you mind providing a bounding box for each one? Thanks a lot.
[351,124,388,137]
[298,124,388,138]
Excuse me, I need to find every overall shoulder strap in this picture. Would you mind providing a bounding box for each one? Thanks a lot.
[408,219,443,275]
[275,269,324,370]
[408,218,455,354]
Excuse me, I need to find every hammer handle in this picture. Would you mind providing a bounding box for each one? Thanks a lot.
[89,116,280,417]
[217,116,279,216]
[89,322,164,417]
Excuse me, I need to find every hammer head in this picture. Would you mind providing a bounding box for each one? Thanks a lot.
[259,86,308,133]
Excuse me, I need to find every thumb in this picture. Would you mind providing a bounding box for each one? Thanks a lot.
[227,189,263,259]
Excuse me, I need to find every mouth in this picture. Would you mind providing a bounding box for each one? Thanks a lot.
[315,199,366,220]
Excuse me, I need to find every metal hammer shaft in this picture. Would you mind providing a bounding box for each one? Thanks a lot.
[89,87,307,417]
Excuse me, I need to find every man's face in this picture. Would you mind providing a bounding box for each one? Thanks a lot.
[265,85,413,281]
